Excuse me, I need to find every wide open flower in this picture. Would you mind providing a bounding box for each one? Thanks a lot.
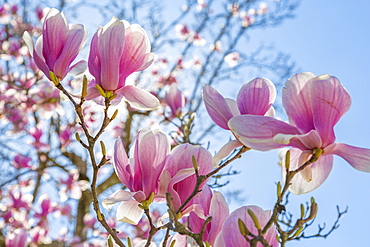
[229,72,370,194]
[203,78,276,166]
[214,205,278,247]
[103,130,170,224]
[86,17,159,109]
[23,8,87,80]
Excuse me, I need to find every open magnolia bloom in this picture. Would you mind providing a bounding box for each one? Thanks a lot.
[103,130,170,225]
[229,72,370,194]
[203,77,276,166]
[86,17,159,109]
[23,8,87,81]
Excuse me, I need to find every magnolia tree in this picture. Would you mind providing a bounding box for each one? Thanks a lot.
[1,0,370,246]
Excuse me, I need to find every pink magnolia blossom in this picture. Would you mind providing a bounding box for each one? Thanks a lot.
[103,130,170,224]
[224,52,240,68]
[23,8,87,80]
[13,154,32,169]
[229,73,370,194]
[214,205,278,247]
[203,78,276,166]
[86,17,159,110]
[188,186,229,246]
[159,143,214,215]
[164,84,186,119]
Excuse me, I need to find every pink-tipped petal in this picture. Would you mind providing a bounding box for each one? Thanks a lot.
[325,143,370,172]
[237,77,276,115]
[283,148,334,194]
[310,75,351,147]
[118,85,160,110]
[229,115,300,151]
[203,84,236,130]
[282,72,316,133]
[116,199,143,225]
[207,191,229,245]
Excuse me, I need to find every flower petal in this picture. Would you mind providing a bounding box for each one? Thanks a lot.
[283,148,334,194]
[310,75,352,146]
[203,84,236,130]
[237,77,276,115]
[229,115,300,151]
[113,139,131,186]
[212,140,243,167]
[282,72,316,133]
[102,190,134,209]
[324,143,370,172]
[116,199,143,225]
[118,85,159,110]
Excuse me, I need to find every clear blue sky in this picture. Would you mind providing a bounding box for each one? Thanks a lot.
[222,1,370,246]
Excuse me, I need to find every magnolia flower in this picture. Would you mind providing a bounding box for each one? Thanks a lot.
[214,205,278,247]
[23,8,87,80]
[103,130,170,225]
[159,143,214,215]
[203,78,276,166]
[229,72,370,194]
[188,186,229,246]
[86,17,159,109]
[164,84,186,119]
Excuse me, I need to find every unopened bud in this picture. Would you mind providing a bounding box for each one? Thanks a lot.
[238,218,250,236]
[192,155,198,170]
[100,141,106,156]
[96,84,107,98]
[75,132,81,142]
[300,204,305,219]
[308,202,318,220]
[111,109,119,120]
[292,226,304,238]
[285,150,291,170]
[247,209,261,230]
[277,181,281,197]
[169,240,177,247]
[127,237,132,247]
[107,235,114,247]
[109,93,118,101]
[81,75,88,99]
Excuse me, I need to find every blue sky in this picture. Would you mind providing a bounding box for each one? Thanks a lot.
[222,1,370,246]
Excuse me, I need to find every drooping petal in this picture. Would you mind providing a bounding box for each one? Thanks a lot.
[282,72,316,133]
[273,129,322,150]
[324,143,370,172]
[118,85,160,110]
[283,148,334,194]
[116,199,143,225]
[69,60,87,76]
[212,140,243,167]
[229,115,301,151]
[310,75,352,147]
[203,84,236,130]
[98,17,126,91]
[237,77,276,115]
[102,190,134,209]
